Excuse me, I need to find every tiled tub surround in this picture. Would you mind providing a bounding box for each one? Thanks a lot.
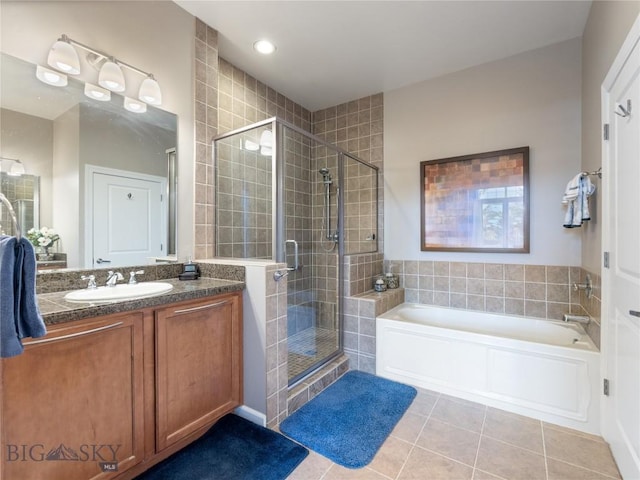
[385,260,591,319]
[339,261,601,373]
[344,252,384,296]
[344,287,405,373]
[578,267,602,350]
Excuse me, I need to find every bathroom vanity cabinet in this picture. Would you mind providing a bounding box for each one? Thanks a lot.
[155,294,243,451]
[0,291,243,480]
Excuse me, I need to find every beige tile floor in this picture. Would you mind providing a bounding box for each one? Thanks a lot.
[285,387,621,480]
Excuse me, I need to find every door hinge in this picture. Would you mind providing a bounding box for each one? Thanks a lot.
[604,251,610,268]
[603,378,610,396]
[603,123,610,140]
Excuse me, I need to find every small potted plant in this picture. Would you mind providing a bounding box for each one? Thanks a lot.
[26,226,60,261]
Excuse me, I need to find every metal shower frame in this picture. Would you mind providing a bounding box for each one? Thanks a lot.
[212,117,380,383]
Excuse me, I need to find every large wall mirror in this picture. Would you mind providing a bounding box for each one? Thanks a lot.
[0,53,178,270]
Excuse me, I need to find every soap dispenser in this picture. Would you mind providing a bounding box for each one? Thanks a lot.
[179,257,200,281]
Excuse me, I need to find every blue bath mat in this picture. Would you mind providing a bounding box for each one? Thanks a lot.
[135,414,308,480]
[280,370,417,468]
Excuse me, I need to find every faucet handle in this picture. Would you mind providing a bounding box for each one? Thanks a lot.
[81,274,97,289]
[129,270,144,284]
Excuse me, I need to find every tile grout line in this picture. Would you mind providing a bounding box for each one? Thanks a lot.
[541,421,550,480]
[393,392,439,480]
[470,406,488,479]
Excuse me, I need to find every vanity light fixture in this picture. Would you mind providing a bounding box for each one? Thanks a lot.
[98,58,126,92]
[138,75,162,105]
[253,39,276,55]
[41,34,162,106]
[47,35,80,74]
[9,159,25,176]
[35,65,67,87]
[0,157,26,177]
[84,83,111,102]
[124,97,147,113]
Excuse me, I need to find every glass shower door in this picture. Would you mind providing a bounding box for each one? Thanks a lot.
[281,125,342,384]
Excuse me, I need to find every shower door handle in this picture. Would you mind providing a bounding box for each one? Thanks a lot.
[285,239,300,272]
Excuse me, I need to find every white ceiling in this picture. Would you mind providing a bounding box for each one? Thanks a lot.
[174,0,592,111]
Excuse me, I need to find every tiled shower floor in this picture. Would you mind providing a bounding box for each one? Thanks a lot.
[288,327,339,380]
[286,386,621,480]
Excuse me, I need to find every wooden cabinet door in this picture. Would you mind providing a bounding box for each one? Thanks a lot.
[0,313,145,480]
[155,292,242,451]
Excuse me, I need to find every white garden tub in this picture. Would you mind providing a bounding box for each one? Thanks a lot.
[376,303,600,434]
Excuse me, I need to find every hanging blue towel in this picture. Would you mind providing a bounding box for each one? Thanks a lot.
[1,235,47,358]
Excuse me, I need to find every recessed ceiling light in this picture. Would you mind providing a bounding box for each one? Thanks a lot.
[253,40,276,55]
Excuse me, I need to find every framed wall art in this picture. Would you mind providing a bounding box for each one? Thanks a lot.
[420,146,530,252]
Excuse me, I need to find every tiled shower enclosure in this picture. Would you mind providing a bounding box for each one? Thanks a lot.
[213,118,378,385]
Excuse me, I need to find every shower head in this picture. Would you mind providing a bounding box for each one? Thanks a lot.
[319,167,332,185]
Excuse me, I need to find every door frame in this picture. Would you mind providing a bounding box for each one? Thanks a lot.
[600,11,640,475]
[84,165,168,269]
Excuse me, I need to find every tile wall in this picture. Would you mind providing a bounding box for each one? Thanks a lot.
[0,172,37,238]
[214,127,273,259]
[384,260,584,320]
[265,263,289,427]
[312,94,384,254]
[193,20,218,259]
[578,267,601,349]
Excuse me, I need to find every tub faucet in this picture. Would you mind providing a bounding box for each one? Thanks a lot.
[106,271,124,287]
[563,313,590,325]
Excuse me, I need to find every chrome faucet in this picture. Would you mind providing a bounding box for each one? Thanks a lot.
[129,270,144,284]
[81,274,97,289]
[563,313,590,325]
[106,271,124,287]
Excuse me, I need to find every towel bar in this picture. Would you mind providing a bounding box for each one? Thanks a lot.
[581,167,602,179]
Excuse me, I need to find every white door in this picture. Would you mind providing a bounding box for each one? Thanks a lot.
[91,170,166,268]
[602,17,640,480]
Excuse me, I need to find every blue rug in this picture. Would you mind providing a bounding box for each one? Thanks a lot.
[136,414,308,480]
[280,371,417,468]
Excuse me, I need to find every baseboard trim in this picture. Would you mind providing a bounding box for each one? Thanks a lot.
[234,405,267,427]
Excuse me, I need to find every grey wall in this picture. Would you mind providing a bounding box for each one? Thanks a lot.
[384,38,583,266]
[580,1,640,274]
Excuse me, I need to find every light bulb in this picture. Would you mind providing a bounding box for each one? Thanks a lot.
[84,83,111,102]
[47,38,80,74]
[253,40,276,55]
[36,65,68,87]
[138,76,162,105]
[98,59,125,92]
[124,97,147,113]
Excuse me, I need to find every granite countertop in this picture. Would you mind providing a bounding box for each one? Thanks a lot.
[37,277,245,326]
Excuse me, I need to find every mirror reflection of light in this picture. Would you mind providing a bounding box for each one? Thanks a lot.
[35,65,68,87]
[259,130,272,148]
[244,140,259,151]
[260,146,272,156]
[124,97,147,113]
[84,83,111,101]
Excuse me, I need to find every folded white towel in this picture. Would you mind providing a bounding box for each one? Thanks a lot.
[562,174,595,228]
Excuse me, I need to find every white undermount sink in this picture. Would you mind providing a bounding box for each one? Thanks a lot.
[64,282,174,303]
